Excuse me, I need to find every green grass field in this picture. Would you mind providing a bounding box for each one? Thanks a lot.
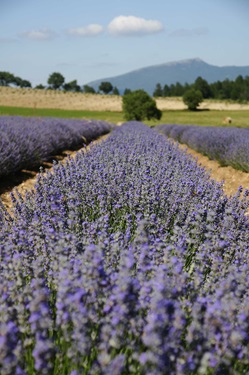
[0,105,249,127]
[0,106,123,124]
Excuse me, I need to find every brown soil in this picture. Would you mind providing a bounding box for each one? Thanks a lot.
[178,144,249,197]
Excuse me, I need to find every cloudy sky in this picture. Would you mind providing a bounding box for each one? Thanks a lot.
[1,0,249,87]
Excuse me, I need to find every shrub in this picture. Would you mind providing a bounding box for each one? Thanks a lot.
[122,89,162,121]
[183,89,203,110]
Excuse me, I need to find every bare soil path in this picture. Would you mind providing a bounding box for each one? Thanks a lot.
[178,143,249,197]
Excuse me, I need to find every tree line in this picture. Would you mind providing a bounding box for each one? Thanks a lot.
[45,73,120,95]
[1,70,249,102]
[153,75,249,102]
[0,71,119,95]
[0,71,32,88]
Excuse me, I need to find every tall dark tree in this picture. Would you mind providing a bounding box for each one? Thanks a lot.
[112,86,120,95]
[153,83,163,97]
[232,75,244,101]
[210,80,223,99]
[194,76,213,98]
[242,76,249,101]
[220,79,233,99]
[163,84,170,97]
[174,82,185,96]
[47,72,65,90]
[124,88,132,95]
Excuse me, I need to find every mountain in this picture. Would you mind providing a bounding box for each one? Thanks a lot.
[87,58,249,95]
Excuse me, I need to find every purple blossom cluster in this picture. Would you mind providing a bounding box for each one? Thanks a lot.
[0,122,249,374]
[156,123,249,172]
[0,116,114,177]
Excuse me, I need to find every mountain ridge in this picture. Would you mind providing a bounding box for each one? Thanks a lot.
[87,58,249,95]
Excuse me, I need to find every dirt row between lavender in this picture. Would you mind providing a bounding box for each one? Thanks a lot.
[178,143,249,197]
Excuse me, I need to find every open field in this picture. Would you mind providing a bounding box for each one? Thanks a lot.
[1,87,249,112]
[1,87,249,126]
[0,105,123,124]
[0,87,122,111]
[1,105,249,127]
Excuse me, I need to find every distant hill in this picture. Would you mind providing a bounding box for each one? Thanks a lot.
[87,58,249,95]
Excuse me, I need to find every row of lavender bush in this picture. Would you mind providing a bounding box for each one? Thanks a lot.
[0,116,114,177]
[1,122,249,374]
[156,123,249,172]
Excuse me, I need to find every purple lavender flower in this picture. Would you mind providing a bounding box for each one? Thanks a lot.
[1,121,249,374]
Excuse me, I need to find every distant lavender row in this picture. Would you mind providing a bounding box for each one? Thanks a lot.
[156,123,249,172]
[0,116,114,177]
[1,122,249,374]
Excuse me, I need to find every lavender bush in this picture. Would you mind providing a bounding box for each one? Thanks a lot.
[156,123,249,172]
[0,116,114,177]
[0,122,249,374]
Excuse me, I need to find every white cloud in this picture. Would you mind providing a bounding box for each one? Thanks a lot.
[108,15,164,36]
[20,28,56,40]
[169,27,208,37]
[67,24,104,36]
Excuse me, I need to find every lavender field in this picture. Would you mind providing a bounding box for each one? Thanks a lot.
[1,122,249,374]
[156,123,249,172]
[0,116,114,177]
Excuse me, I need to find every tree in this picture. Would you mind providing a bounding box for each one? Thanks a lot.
[35,84,46,89]
[124,88,132,95]
[232,75,245,101]
[63,80,81,92]
[99,81,113,94]
[122,89,162,121]
[21,79,32,88]
[153,83,163,97]
[112,86,120,95]
[0,71,16,86]
[210,80,223,99]
[172,82,184,96]
[242,76,249,101]
[0,71,32,87]
[83,85,96,94]
[163,84,170,97]
[220,79,233,99]
[194,76,212,98]
[47,72,65,90]
[183,89,203,110]
[14,76,31,88]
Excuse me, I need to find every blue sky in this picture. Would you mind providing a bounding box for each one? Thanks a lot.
[1,0,249,87]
